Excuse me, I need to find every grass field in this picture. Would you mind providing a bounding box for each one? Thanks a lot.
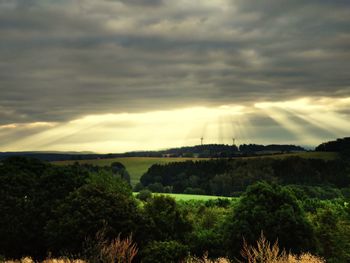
[52,152,338,186]
[154,193,234,201]
[134,192,236,201]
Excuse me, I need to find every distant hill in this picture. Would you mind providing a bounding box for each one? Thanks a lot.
[0,143,306,161]
[239,144,305,154]
[0,151,104,161]
[315,137,350,157]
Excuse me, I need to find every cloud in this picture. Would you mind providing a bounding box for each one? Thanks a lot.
[0,0,349,150]
[116,0,164,7]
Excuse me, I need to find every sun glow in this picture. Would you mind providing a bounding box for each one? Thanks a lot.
[2,97,350,153]
[254,97,350,145]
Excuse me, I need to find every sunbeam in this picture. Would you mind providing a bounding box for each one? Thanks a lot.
[2,97,349,152]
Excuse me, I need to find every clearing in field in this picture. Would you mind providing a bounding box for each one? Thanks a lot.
[146,192,235,201]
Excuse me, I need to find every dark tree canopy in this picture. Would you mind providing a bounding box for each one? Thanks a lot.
[315,137,350,152]
[0,157,135,259]
[45,183,138,255]
[143,195,192,242]
[140,157,350,196]
[0,157,88,259]
[224,182,316,258]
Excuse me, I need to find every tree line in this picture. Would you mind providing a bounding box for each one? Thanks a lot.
[138,157,350,197]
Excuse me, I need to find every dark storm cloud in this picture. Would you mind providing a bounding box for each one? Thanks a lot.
[0,0,349,125]
[116,0,163,7]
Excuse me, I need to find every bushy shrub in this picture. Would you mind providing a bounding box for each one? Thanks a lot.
[136,189,152,201]
[143,195,192,242]
[224,182,316,259]
[140,241,188,263]
[45,183,138,256]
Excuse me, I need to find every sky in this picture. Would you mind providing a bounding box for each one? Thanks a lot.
[0,0,350,153]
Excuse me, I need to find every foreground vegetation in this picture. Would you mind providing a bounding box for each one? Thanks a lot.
[4,234,325,262]
[1,156,350,262]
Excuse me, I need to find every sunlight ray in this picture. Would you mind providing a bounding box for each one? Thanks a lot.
[255,107,317,145]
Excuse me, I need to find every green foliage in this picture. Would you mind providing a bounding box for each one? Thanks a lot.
[140,157,350,196]
[224,182,316,259]
[147,182,164,192]
[140,240,188,263]
[54,157,204,186]
[189,229,224,259]
[0,157,88,259]
[311,204,350,262]
[286,185,344,200]
[86,169,132,196]
[143,195,192,242]
[133,182,144,192]
[111,161,131,185]
[45,183,138,256]
[186,205,229,258]
[137,189,152,201]
[2,155,350,262]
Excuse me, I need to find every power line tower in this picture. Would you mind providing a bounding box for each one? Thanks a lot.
[200,137,204,145]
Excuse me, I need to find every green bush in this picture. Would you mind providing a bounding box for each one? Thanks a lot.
[137,189,152,201]
[45,183,138,256]
[224,181,316,259]
[0,157,88,259]
[143,195,192,242]
[147,182,164,193]
[312,205,350,262]
[140,240,188,263]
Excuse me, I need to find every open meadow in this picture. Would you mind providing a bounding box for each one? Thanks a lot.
[134,192,236,201]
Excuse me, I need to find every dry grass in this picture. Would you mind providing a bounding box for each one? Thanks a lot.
[3,233,137,263]
[99,234,138,263]
[81,229,138,263]
[239,233,325,263]
[184,252,230,263]
[185,233,325,263]
[239,233,286,263]
[3,233,324,263]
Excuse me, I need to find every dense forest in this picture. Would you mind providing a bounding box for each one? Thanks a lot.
[316,137,350,155]
[138,157,350,197]
[1,151,350,262]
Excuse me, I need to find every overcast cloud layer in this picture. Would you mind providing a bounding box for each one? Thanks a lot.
[0,0,350,151]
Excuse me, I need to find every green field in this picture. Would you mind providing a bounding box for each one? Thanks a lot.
[52,152,338,186]
[53,157,206,186]
[134,192,236,201]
